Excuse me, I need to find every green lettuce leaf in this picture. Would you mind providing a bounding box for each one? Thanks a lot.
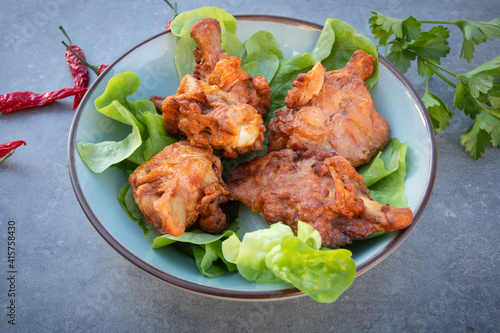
[223,223,294,284]
[173,35,199,82]
[128,111,177,166]
[321,18,379,89]
[266,234,355,303]
[152,227,237,248]
[117,183,150,234]
[77,72,144,173]
[167,231,238,277]
[242,30,283,82]
[76,72,177,173]
[296,220,323,250]
[191,243,227,278]
[311,19,336,63]
[222,221,356,302]
[358,138,408,208]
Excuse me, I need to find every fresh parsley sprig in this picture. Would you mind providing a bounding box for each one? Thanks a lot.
[369,12,500,159]
[419,18,500,63]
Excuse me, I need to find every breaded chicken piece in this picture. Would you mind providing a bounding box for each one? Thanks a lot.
[226,149,413,248]
[129,141,229,236]
[159,74,267,158]
[151,18,271,158]
[190,18,271,117]
[268,50,390,167]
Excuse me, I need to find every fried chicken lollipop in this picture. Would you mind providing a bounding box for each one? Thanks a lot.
[151,18,271,158]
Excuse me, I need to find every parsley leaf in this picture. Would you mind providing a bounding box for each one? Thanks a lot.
[455,18,500,62]
[453,57,500,158]
[369,11,421,44]
[453,79,482,118]
[369,12,500,160]
[454,56,500,118]
[408,26,450,60]
[384,25,450,73]
[422,90,453,132]
[408,26,450,61]
[386,46,415,73]
[460,109,500,159]
[468,73,494,98]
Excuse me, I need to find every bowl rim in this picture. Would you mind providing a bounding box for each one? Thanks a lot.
[67,14,437,300]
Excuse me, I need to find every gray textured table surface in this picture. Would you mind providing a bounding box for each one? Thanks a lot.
[1,0,499,332]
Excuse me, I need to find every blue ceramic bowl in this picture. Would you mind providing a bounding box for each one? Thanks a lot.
[68,16,436,300]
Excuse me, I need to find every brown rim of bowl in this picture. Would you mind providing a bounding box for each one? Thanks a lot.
[67,15,437,300]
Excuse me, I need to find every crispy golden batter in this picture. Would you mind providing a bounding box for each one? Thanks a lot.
[129,141,229,236]
[190,18,271,116]
[268,50,390,167]
[226,149,413,248]
[153,18,271,158]
[160,74,267,158]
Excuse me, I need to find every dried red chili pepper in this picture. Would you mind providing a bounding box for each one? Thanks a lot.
[0,141,26,164]
[0,141,26,158]
[61,40,108,76]
[0,87,88,114]
[59,26,89,110]
[97,64,109,75]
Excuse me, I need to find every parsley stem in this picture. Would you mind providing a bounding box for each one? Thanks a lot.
[384,38,399,57]
[424,61,457,88]
[427,61,459,78]
[418,20,458,25]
